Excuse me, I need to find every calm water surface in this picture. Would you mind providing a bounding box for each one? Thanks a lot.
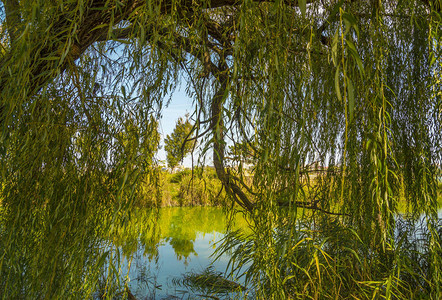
[114,207,250,299]
[111,207,442,299]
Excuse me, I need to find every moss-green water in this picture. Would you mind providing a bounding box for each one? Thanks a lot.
[107,207,251,299]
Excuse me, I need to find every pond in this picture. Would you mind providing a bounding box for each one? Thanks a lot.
[106,206,442,300]
[110,207,251,299]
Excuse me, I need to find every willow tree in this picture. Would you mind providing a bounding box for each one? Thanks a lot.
[0,0,441,299]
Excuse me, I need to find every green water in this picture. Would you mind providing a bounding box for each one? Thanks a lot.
[110,207,250,299]
[103,206,442,299]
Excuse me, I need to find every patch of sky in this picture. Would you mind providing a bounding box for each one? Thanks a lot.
[157,88,198,168]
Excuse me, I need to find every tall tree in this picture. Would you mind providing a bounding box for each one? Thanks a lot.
[164,115,195,169]
[0,0,441,298]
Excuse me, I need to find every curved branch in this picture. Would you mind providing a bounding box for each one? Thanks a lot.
[210,66,254,211]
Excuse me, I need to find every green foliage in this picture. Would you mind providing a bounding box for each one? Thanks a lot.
[0,0,441,299]
[137,168,226,207]
[172,168,226,207]
[173,266,247,298]
[164,115,195,169]
[216,213,442,299]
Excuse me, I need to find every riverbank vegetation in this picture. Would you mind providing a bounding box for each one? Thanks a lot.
[133,166,442,211]
[0,0,441,299]
[134,167,226,207]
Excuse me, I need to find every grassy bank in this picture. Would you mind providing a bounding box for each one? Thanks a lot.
[135,167,227,207]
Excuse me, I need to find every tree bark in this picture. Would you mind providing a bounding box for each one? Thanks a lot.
[210,66,254,211]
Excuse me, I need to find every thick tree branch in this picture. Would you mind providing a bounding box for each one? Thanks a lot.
[1,0,439,214]
[211,73,255,211]
[0,0,360,107]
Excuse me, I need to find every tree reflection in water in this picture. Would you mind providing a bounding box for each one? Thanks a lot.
[110,207,250,298]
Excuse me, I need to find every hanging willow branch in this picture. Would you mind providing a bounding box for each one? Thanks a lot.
[0,0,441,299]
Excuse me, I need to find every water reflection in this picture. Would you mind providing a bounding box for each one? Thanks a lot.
[110,207,442,299]
[111,207,249,299]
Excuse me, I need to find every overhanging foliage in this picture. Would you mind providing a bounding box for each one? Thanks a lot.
[0,0,441,298]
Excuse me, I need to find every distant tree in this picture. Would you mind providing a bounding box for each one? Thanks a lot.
[0,0,441,299]
[164,115,194,170]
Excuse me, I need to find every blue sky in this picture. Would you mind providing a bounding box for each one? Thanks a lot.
[156,88,197,167]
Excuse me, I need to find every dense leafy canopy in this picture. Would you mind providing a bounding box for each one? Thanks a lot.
[0,0,441,298]
[164,114,195,169]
